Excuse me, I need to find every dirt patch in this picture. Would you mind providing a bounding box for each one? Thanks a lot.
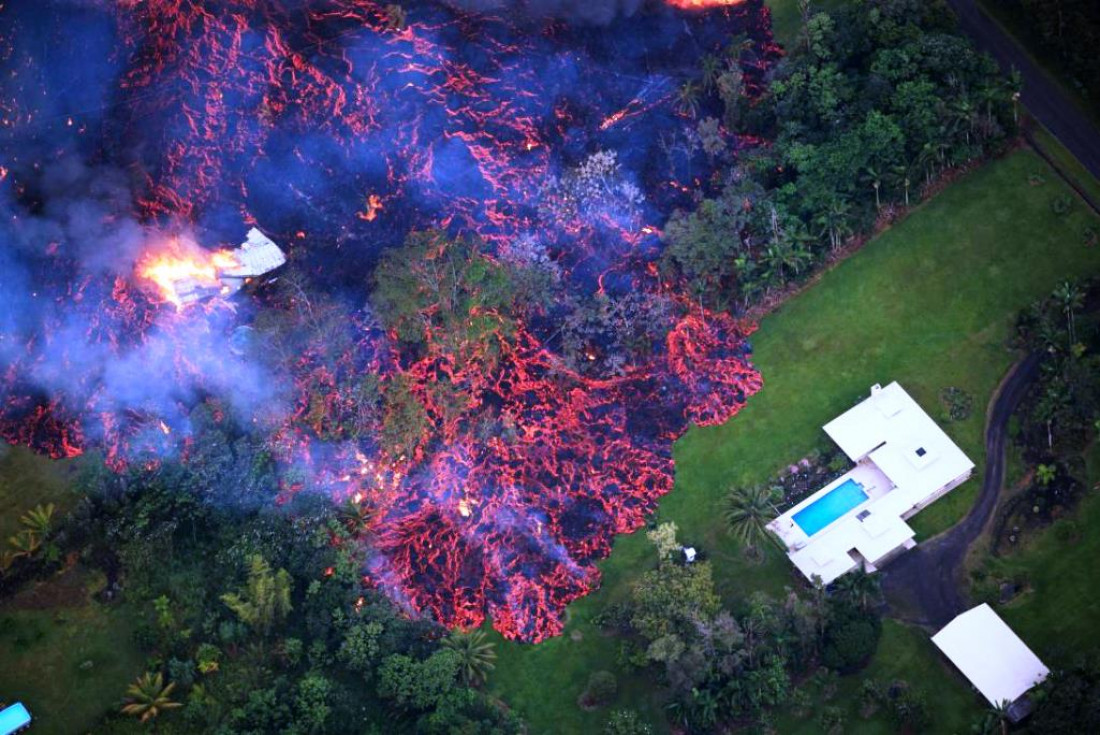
[0,565,94,611]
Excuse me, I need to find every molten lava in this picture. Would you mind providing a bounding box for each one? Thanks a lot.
[0,0,781,641]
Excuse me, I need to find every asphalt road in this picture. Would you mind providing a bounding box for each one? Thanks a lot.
[881,352,1042,627]
[946,0,1100,180]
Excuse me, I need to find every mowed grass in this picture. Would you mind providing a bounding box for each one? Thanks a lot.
[489,148,1100,734]
[0,445,144,734]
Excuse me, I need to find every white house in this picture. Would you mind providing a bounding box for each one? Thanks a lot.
[767,382,974,584]
[932,604,1050,721]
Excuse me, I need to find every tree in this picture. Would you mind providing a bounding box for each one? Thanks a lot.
[821,603,882,673]
[723,485,781,556]
[377,649,461,711]
[832,568,882,612]
[221,554,293,636]
[19,503,55,537]
[645,521,680,563]
[1036,463,1057,487]
[677,80,702,119]
[1052,281,1084,347]
[987,699,1012,735]
[441,629,497,687]
[700,54,722,94]
[578,670,618,709]
[121,672,182,725]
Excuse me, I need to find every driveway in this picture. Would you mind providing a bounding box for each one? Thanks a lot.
[880,352,1042,627]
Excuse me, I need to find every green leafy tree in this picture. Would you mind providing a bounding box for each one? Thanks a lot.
[377,649,461,711]
[605,709,654,735]
[221,554,293,636]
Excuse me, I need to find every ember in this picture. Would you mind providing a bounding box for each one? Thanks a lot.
[0,0,779,641]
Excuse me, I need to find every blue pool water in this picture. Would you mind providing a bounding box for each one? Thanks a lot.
[0,702,31,735]
[793,478,869,536]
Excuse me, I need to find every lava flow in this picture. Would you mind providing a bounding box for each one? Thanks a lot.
[0,0,779,641]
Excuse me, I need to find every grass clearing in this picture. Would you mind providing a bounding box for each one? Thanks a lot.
[0,444,82,541]
[489,148,1100,733]
[773,620,982,734]
[0,570,144,735]
[975,441,1100,667]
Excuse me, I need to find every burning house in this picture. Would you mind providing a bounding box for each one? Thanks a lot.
[140,228,286,308]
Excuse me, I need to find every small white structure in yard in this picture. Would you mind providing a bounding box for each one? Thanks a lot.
[767,382,975,584]
[932,604,1050,721]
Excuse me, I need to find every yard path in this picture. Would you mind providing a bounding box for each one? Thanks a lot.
[880,351,1042,627]
[945,0,1100,181]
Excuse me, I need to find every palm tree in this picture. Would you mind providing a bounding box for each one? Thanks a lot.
[19,503,55,538]
[442,629,497,686]
[676,81,702,119]
[7,530,41,560]
[1052,281,1084,347]
[700,54,722,94]
[891,162,912,207]
[986,699,1013,735]
[121,672,182,725]
[863,165,882,210]
[723,485,781,556]
[815,197,853,252]
[832,568,881,611]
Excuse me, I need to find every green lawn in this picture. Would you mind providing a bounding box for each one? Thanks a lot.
[489,149,1100,733]
[0,571,145,734]
[0,445,144,734]
[975,441,1100,667]
[773,620,983,734]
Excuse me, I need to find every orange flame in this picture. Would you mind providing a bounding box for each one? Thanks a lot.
[138,244,240,308]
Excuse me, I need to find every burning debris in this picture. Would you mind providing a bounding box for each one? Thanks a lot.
[138,228,286,308]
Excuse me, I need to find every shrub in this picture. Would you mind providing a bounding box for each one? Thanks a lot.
[939,386,973,422]
[604,709,653,735]
[578,670,618,709]
[1051,194,1073,215]
[822,605,882,673]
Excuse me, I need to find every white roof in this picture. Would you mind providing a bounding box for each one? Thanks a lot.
[221,228,286,278]
[932,604,1049,706]
[769,382,974,585]
[824,382,973,501]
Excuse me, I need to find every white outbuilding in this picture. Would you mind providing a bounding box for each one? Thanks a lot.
[932,603,1050,720]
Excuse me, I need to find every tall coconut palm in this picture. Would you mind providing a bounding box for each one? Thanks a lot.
[723,485,781,556]
[442,629,497,686]
[121,672,181,725]
[700,54,722,94]
[863,166,883,210]
[1052,281,1084,348]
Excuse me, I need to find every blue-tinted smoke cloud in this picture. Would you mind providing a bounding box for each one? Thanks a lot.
[0,158,289,455]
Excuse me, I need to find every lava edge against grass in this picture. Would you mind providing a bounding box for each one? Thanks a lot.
[487,148,1100,733]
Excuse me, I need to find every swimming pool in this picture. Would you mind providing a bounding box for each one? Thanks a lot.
[793,478,869,536]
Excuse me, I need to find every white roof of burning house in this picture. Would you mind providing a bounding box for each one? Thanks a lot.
[220,228,286,279]
[932,604,1050,707]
